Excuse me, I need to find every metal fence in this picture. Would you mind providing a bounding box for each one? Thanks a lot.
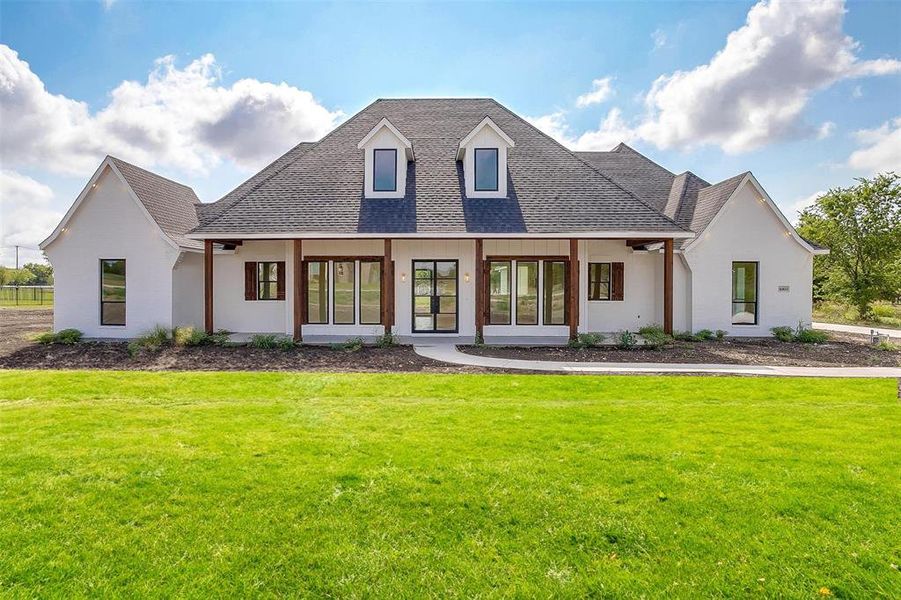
[0,285,54,306]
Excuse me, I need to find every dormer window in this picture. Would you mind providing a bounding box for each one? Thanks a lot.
[474,148,499,192]
[373,149,397,192]
[457,117,514,199]
[358,118,414,199]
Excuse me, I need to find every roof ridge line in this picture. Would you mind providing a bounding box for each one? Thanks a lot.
[107,155,197,195]
[197,98,384,231]
[488,100,689,232]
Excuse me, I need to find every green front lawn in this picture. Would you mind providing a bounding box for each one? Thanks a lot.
[1,372,898,597]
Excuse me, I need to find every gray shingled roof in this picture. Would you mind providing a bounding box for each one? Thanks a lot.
[576,144,680,214]
[192,99,689,236]
[110,156,202,250]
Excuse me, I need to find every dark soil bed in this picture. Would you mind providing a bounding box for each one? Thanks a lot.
[0,341,487,373]
[461,333,900,368]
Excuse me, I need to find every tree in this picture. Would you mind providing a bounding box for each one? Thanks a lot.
[22,262,53,285]
[797,172,901,318]
[5,268,37,286]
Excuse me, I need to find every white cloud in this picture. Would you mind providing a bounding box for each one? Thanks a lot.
[575,77,614,108]
[816,121,835,140]
[651,29,668,51]
[0,171,61,266]
[787,189,825,223]
[527,107,637,151]
[852,85,863,98]
[572,108,639,151]
[525,111,570,145]
[637,0,901,153]
[848,116,901,174]
[0,45,342,176]
[102,0,117,9]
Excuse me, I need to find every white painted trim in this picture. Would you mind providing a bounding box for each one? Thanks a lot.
[187,230,697,241]
[456,116,515,160]
[357,118,414,160]
[40,157,182,253]
[683,173,826,255]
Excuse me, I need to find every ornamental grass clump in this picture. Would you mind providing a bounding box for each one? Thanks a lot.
[128,326,171,356]
[34,328,84,345]
[568,333,604,349]
[637,325,671,349]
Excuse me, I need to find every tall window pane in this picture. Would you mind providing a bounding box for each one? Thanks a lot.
[258,262,279,300]
[543,261,567,325]
[474,148,498,191]
[360,260,382,324]
[516,261,539,325]
[588,263,611,301]
[488,260,511,325]
[333,261,355,324]
[100,259,126,326]
[732,262,758,325]
[306,261,328,324]
[373,149,397,192]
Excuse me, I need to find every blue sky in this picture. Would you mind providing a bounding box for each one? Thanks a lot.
[1,0,899,266]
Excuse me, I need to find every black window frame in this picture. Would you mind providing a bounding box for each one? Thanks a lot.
[588,262,612,301]
[332,260,356,325]
[487,260,512,325]
[515,260,540,325]
[731,261,759,326]
[358,259,382,325]
[542,260,568,326]
[473,148,499,192]
[99,258,126,326]
[257,261,280,301]
[373,148,398,192]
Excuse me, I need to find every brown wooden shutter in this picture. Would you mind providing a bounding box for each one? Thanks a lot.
[611,262,624,301]
[276,261,286,300]
[244,261,257,301]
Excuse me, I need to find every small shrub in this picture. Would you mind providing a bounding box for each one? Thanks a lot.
[569,333,604,349]
[276,337,297,351]
[209,329,232,346]
[332,337,364,352]
[375,332,397,348]
[694,329,716,341]
[715,330,728,340]
[673,330,695,342]
[34,331,57,344]
[55,328,83,345]
[771,326,794,342]
[617,330,636,349]
[875,340,899,352]
[250,334,278,349]
[128,325,170,356]
[794,326,829,344]
[638,325,670,349]
[173,326,211,347]
[473,332,484,347]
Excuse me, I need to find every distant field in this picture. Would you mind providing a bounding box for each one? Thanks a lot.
[1,371,898,598]
[814,301,901,329]
[0,286,53,307]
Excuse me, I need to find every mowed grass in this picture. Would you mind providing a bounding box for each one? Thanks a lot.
[1,371,898,598]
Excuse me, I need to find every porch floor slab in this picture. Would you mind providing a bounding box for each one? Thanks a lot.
[413,344,901,378]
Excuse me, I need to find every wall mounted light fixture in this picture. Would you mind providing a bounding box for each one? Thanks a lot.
[464,272,471,283]
[400,272,407,282]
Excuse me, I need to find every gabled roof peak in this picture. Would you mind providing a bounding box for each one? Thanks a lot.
[456,116,515,160]
[357,117,414,160]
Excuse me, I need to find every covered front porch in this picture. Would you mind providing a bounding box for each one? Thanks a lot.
[199,236,684,344]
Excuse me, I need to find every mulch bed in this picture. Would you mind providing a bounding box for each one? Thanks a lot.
[461,333,900,368]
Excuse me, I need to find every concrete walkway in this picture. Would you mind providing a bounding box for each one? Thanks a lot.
[414,344,901,378]
[814,322,901,340]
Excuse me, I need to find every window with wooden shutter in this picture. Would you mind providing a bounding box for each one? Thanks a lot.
[275,261,286,300]
[244,261,257,301]
[611,262,624,301]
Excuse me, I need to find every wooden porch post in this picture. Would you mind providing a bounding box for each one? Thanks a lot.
[569,238,579,340]
[474,238,484,340]
[664,238,674,335]
[204,239,213,334]
[293,239,303,341]
[383,239,394,333]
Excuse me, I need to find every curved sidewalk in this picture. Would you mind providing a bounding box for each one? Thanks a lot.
[414,345,901,378]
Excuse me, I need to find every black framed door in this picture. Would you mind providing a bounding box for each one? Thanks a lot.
[412,260,458,333]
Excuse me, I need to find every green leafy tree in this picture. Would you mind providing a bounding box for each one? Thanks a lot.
[22,262,53,285]
[797,173,901,318]
[7,268,37,285]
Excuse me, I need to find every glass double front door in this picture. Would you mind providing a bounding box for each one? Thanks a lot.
[413,260,458,333]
